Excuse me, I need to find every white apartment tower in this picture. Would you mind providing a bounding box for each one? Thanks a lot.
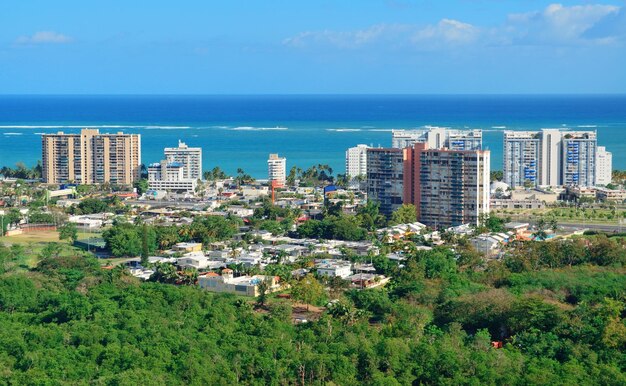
[503,129,598,187]
[164,140,202,180]
[345,144,369,178]
[503,131,540,188]
[561,131,597,187]
[147,160,197,193]
[392,127,482,151]
[268,154,286,187]
[595,146,612,186]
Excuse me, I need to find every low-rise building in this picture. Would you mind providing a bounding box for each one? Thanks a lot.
[315,259,352,278]
[174,242,203,253]
[596,188,626,202]
[198,269,282,297]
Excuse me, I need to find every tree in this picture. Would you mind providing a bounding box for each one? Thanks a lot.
[134,179,149,195]
[256,277,273,307]
[291,274,325,311]
[141,224,150,266]
[533,218,548,241]
[58,222,78,244]
[390,204,417,225]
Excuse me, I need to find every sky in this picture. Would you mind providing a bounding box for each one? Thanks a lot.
[1,1,625,94]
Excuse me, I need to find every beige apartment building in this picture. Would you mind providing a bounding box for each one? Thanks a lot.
[42,129,141,185]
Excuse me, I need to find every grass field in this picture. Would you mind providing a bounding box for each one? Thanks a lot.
[0,230,110,267]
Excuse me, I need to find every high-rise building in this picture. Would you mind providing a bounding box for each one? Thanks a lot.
[147,160,197,193]
[503,129,598,187]
[503,131,540,188]
[345,144,369,178]
[366,148,404,217]
[268,154,286,187]
[596,146,613,186]
[392,127,482,151]
[42,129,141,185]
[561,131,597,187]
[164,140,202,180]
[404,143,490,228]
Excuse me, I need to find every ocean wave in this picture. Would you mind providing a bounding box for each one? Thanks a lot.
[327,128,362,132]
[3,132,23,135]
[577,125,598,128]
[143,126,192,130]
[230,126,288,131]
[0,125,191,130]
[491,126,506,129]
[368,129,394,132]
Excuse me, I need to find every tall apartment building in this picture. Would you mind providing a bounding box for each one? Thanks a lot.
[392,127,482,151]
[503,131,540,188]
[345,144,369,178]
[366,148,404,217]
[164,140,202,180]
[503,129,598,187]
[561,131,597,187]
[42,129,141,185]
[147,160,197,193]
[267,154,286,187]
[596,146,613,186]
[404,143,490,228]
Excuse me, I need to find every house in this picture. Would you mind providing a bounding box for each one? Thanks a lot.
[315,259,352,279]
[174,242,203,253]
[198,269,282,297]
[176,252,210,269]
[470,232,512,258]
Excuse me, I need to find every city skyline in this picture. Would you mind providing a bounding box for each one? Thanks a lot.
[2,1,626,94]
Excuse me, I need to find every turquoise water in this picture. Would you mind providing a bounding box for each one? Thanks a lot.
[0,95,624,178]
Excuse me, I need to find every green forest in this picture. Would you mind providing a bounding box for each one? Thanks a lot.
[0,236,625,385]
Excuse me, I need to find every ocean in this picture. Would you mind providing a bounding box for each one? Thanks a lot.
[1,95,625,178]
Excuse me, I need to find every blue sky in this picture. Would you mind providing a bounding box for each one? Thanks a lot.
[1,1,625,94]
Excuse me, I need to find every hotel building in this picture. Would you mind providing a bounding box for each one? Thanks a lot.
[403,143,490,228]
[164,140,202,180]
[268,154,286,187]
[366,148,404,217]
[345,144,369,178]
[42,129,141,185]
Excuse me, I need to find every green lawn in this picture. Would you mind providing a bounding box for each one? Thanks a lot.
[0,230,104,267]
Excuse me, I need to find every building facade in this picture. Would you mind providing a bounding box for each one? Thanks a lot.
[267,153,286,187]
[596,146,613,186]
[42,129,141,185]
[147,160,197,193]
[503,129,599,188]
[392,127,482,151]
[164,140,202,180]
[561,131,597,187]
[345,144,369,178]
[503,131,540,188]
[404,143,490,228]
[366,148,404,217]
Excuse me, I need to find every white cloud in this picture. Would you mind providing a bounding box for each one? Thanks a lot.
[412,19,480,45]
[15,31,73,45]
[283,3,625,51]
[506,3,620,44]
[283,21,477,50]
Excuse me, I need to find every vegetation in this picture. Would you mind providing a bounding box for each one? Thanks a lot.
[0,235,623,384]
[0,162,42,179]
[102,215,242,257]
